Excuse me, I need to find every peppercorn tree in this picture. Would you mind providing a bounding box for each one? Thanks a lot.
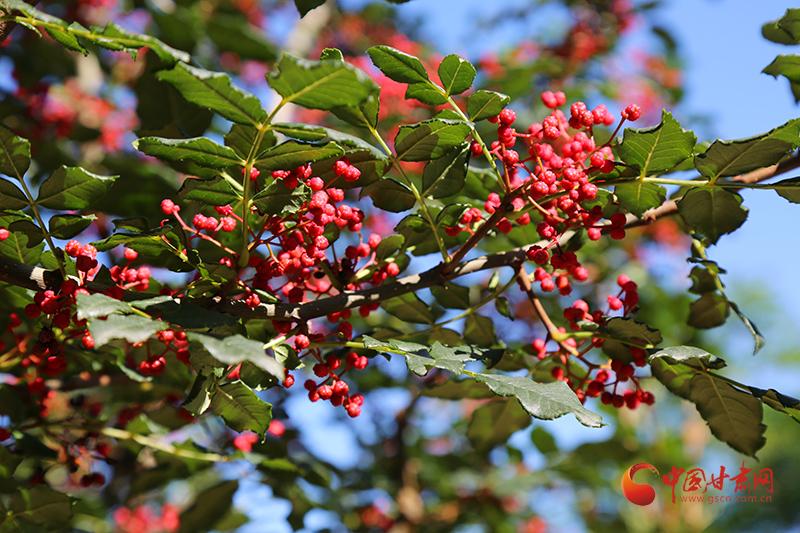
[0,0,799,530]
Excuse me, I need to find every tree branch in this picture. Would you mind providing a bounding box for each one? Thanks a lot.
[2,155,797,322]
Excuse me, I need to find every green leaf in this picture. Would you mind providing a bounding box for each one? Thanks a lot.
[422,380,493,399]
[678,187,748,243]
[179,176,240,206]
[467,90,510,121]
[362,178,416,212]
[367,45,430,84]
[93,22,189,63]
[88,314,161,346]
[158,63,267,125]
[464,314,496,347]
[729,300,765,354]
[762,9,800,45]
[8,486,73,526]
[207,15,278,62]
[189,333,283,380]
[268,54,377,111]
[688,293,730,328]
[37,166,117,210]
[431,283,470,309]
[688,265,718,294]
[382,293,440,324]
[650,347,765,457]
[0,126,31,179]
[747,386,800,424]
[211,380,272,436]
[178,480,239,533]
[695,118,800,177]
[438,54,476,95]
[251,180,309,216]
[76,292,133,320]
[471,373,603,428]
[8,219,43,248]
[134,137,243,170]
[362,336,500,376]
[255,141,344,171]
[48,214,96,239]
[320,48,344,61]
[46,26,87,54]
[225,124,276,160]
[294,0,326,17]
[395,119,472,162]
[467,400,530,453]
[602,317,662,348]
[0,178,29,210]
[773,177,800,203]
[531,427,558,455]
[763,55,800,103]
[375,234,405,260]
[405,83,448,105]
[618,110,696,175]
[0,213,43,264]
[614,181,667,217]
[422,144,470,198]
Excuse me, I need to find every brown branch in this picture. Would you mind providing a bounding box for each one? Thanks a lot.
[2,155,798,322]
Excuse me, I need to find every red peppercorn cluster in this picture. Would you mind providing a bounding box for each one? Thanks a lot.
[453,91,655,408]
[287,351,369,418]
[122,328,190,377]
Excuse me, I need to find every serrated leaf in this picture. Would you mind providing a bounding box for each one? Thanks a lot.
[37,166,117,210]
[467,400,530,453]
[188,333,283,380]
[464,314,495,347]
[268,54,377,111]
[467,90,510,121]
[688,293,730,328]
[362,336,501,376]
[431,283,470,309]
[255,141,344,171]
[224,124,276,160]
[367,45,430,84]
[602,317,662,348]
[618,110,696,175]
[134,137,243,170]
[210,381,271,436]
[88,314,161,346]
[362,178,416,212]
[158,63,267,125]
[650,347,765,457]
[395,119,471,162]
[405,83,448,105]
[0,178,28,210]
[695,118,800,177]
[422,144,469,198]
[747,386,800,424]
[375,234,404,260]
[0,213,43,264]
[762,8,800,44]
[179,176,240,206]
[471,373,603,428]
[0,126,31,179]
[678,187,748,243]
[251,181,309,216]
[382,293,439,324]
[49,214,96,239]
[614,181,666,217]
[438,54,476,95]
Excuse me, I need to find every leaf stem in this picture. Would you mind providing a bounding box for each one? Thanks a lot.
[368,125,449,261]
